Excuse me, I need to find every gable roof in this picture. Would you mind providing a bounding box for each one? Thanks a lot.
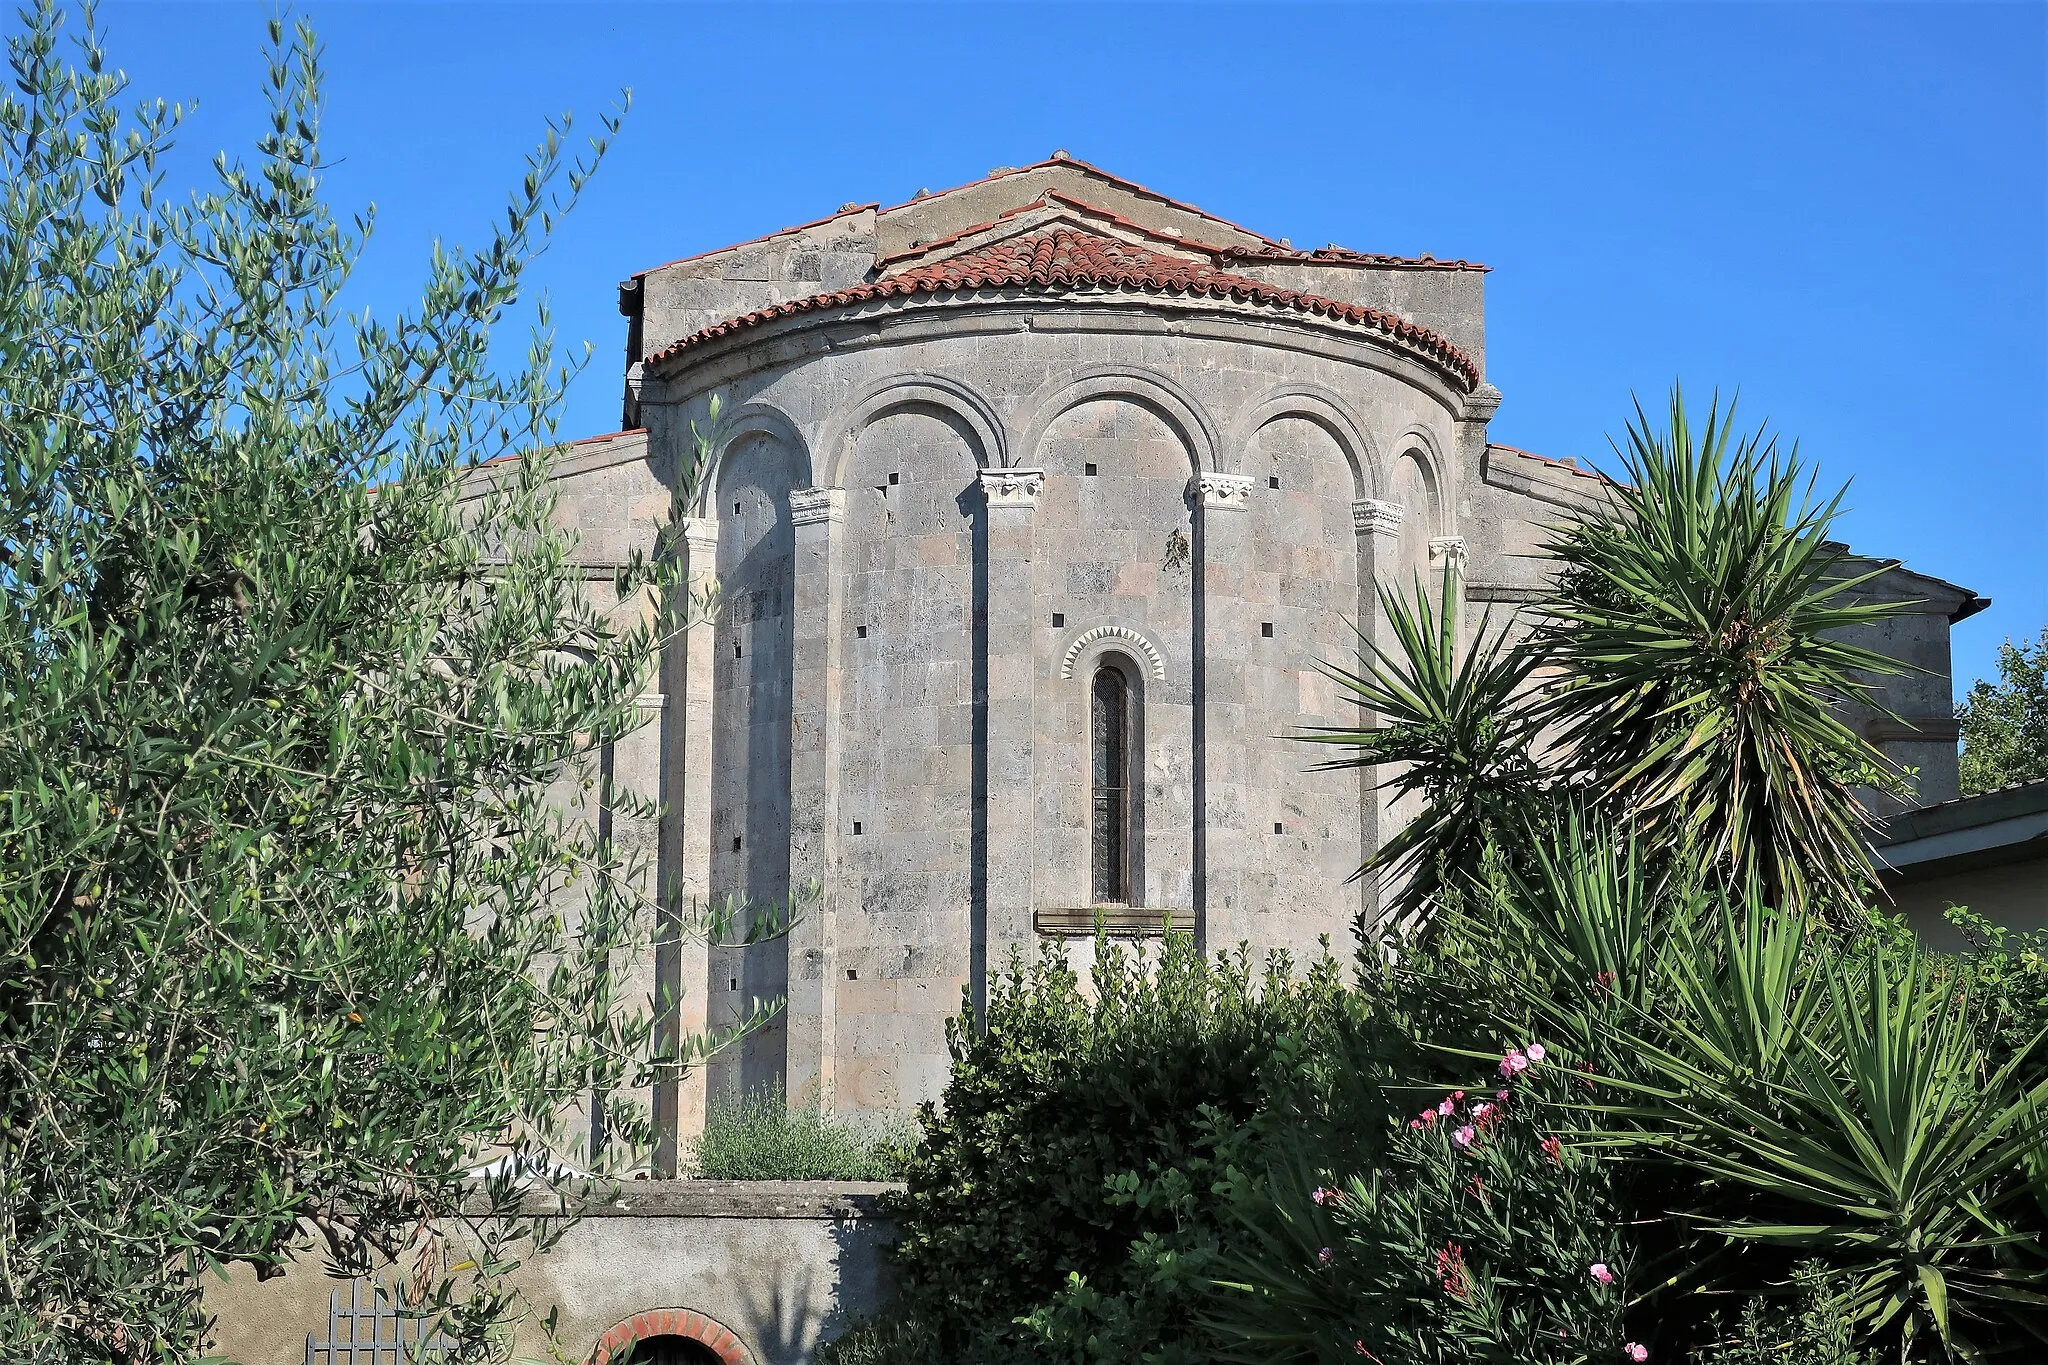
[643,225,1480,389]
[630,154,1488,281]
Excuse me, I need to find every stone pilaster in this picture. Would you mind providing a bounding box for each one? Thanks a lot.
[1194,472,1255,952]
[977,468,1041,1008]
[653,517,718,1176]
[784,487,845,1111]
[1353,499,1406,930]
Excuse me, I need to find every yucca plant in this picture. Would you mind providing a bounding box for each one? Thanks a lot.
[1485,830,2048,1359]
[1305,560,1546,928]
[1641,939,2048,1358]
[1537,387,1907,913]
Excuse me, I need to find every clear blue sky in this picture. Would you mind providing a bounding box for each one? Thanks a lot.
[96,1,2047,692]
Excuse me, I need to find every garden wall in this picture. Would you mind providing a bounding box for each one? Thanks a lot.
[204,1181,899,1365]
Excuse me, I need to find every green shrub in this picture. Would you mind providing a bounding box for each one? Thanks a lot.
[881,932,1346,1364]
[1695,1262,1883,1365]
[687,1091,912,1182]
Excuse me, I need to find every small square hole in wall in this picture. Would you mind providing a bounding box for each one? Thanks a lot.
[733,501,741,515]
[856,624,867,639]
[732,835,742,852]
[734,642,744,658]
[846,967,859,981]
[1084,462,1098,476]
[888,472,899,486]
[852,820,863,835]
[731,978,738,991]
[1261,622,1274,638]
[1268,475,1280,489]
[1052,612,1065,628]
[1274,822,1285,835]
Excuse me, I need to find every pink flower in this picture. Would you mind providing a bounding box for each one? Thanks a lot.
[1408,1118,1423,1130]
[1318,1246,1335,1266]
[1526,1043,1547,1063]
[1452,1090,1466,1101]
[1625,1346,1648,1362]
[1418,1108,1437,1126]
[1436,1098,1456,1117]
[1452,1125,1477,1147]
[1589,1262,1615,1285]
[1312,1186,1336,1205]
[1500,1049,1530,1076]
[1497,1089,1510,1101]
[1470,1102,1493,1121]
[1541,1136,1564,1166]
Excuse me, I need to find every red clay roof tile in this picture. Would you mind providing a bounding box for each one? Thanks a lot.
[647,227,1479,390]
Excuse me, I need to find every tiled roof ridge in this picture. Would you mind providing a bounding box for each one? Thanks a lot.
[879,190,1241,268]
[646,226,1479,390]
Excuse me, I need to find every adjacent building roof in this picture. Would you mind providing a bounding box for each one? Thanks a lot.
[1871,779,2048,881]
[644,225,1480,390]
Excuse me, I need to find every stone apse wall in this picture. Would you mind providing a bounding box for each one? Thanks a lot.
[626,298,1509,1123]
[520,280,1970,1135]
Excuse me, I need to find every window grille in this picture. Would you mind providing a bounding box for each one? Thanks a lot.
[304,1277,454,1364]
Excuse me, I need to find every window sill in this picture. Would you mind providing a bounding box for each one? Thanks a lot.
[1032,906,1191,938]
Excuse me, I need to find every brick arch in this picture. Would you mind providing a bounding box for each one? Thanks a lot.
[589,1308,752,1365]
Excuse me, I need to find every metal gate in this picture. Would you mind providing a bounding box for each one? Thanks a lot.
[303,1277,454,1364]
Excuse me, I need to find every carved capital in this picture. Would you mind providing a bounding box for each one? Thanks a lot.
[788,486,844,528]
[1353,499,1405,540]
[1193,472,1255,510]
[978,466,1044,509]
[1428,536,1468,567]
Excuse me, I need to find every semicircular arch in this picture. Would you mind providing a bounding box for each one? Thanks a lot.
[697,402,813,518]
[1016,365,1220,474]
[589,1306,755,1365]
[1060,624,1169,683]
[1229,384,1379,502]
[817,374,1006,488]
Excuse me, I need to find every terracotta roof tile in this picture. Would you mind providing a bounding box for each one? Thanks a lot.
[647,228,1479,390]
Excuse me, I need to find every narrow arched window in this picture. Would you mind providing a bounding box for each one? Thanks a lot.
[1091,663,1134,904]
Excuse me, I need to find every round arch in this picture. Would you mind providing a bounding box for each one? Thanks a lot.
[589,1307,753,1365]
[1387,424,1451,538]
[817,374,1007,488]
[1060,624,1169,683]
[697,402,814,519]
[1228,384,1380,502]
[1015,364,1220,474]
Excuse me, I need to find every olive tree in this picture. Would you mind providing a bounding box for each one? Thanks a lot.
[0,6,763,1359]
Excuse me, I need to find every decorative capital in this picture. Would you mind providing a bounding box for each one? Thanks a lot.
[788,486,844,528]
[1353,499,1405,539]
[1461,383,1502,423]
[1428,536,1467,567]
[1193,472,1255,510]
[978,466,1044,509]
